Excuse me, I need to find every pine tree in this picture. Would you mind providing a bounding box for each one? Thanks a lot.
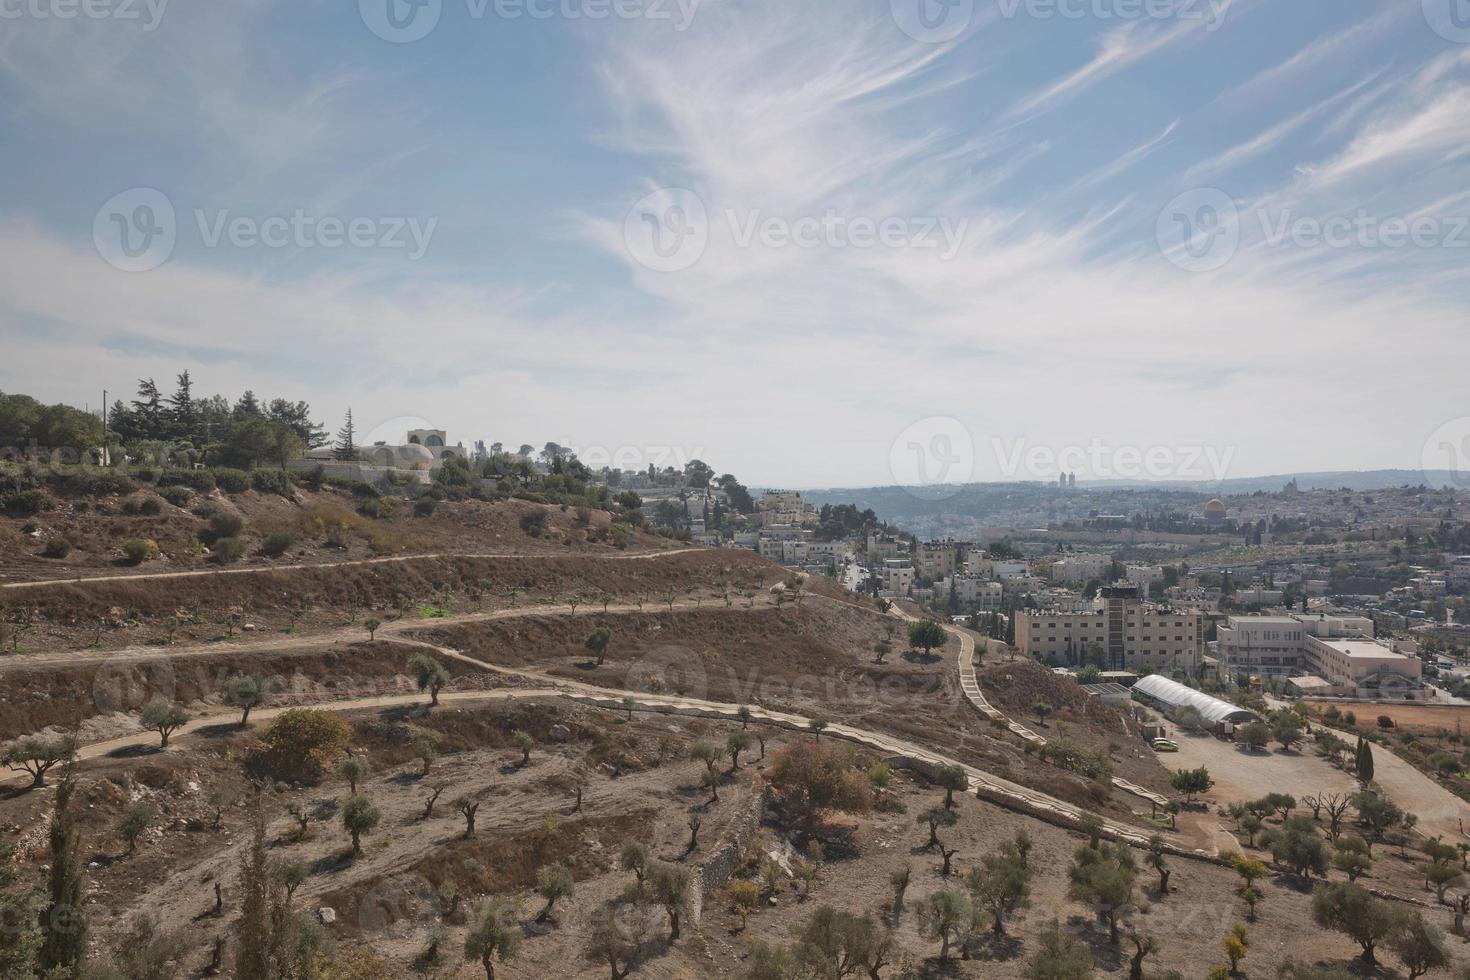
[131,378,165,440]
[167,371,196,442]
[38,767,87,975]
[233,390,263,420]
[333,408,357,461]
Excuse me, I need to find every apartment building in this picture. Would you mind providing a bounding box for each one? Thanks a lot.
[1016,586,1203,673]
[1050,553,1112,583]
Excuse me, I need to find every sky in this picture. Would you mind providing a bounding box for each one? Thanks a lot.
[2,0,1469,489]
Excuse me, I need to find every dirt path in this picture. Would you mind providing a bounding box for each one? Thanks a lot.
[0,546,706,591]
[0,594,784,674]
[3,642,1199,857]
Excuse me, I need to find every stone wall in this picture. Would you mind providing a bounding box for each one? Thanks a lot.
[687,788,764,929]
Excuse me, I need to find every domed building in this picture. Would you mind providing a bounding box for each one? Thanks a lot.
[1203,497,1228,524]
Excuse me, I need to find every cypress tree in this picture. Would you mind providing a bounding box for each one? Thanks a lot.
[235,807,272,980]
[333,408,357,462]
[38,767,87,975]
[1358,739,1374,785]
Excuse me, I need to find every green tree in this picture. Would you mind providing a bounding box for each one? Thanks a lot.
[1067,842,1136,944]
[408,653,451,706]
[464,899,522,980]
[584,627,612,666]
[339,754,371,794]
[139,697,189,748]
[38,770,87,975]
[650,863,690,941]
[1238,721,1270,751]
[908,619,947,655]
[916,888,970,959]
[224,673,270,728]
[1390,911,1448,980]
[1022,919,1093,980]
[119,801,157,855]
[966,842,1031,935]
[1169,766,1213,802]
[534,863,574,922]
[333,408,357,461]
[935,764,968,809]
[3,734,78,788]
[1311,881,1400,964]
[340,794,381,855]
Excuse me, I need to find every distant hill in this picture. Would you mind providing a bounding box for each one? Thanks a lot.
[1079,470,1464,493]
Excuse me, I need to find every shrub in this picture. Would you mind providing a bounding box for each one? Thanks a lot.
[41,536,71,559]
[138,496,163,516]
[2,489,52,516]
[350,481,380,499]
[766,740,873,827]
[413,498,436,518]
[258,533,294,558]
[49,470,137,496]
[121,538,159,565]
[211,467,250,493]
[211,537,248,564]
[251,469,293,497]
[158,468,215,491]
[302,465,325,491]
[357,497,384,519]
[159,486,191,507]
[254,709,353,785]
[210,512,246,539]
[520,511,547,537]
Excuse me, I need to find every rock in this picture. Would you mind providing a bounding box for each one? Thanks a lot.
[550,725,571,743]
[317,908,337,925]
[242,623,258,632]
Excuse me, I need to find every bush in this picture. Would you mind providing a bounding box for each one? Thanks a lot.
[49,470,138,497]
[41,536,72,559]
[158,469,216,491]
[350,481,380,499]
[520,511,547,537]
[250,469,293,497]
[302,465,326,491]
[254,709,353,784]
[357,497,384,519]
[121,538,160,565]
[158,485,191,507]
[414,498,436,518]
[138,496,163,516]
[211,467,250,493]
[211,537,248,564]
[258,533,294,558]
[210,512,245,539]
[2,489,52,516]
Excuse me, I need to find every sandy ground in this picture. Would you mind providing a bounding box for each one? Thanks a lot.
[1170,727,1470,844]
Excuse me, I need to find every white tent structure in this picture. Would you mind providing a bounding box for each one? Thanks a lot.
[1131,674,1259,727]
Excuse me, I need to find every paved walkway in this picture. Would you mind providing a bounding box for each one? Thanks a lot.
[890,606,1172,810]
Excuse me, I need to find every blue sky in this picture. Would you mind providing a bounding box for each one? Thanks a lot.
[2,0,1469,487]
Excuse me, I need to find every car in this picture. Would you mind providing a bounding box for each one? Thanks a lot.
[1151,738,1179,752]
